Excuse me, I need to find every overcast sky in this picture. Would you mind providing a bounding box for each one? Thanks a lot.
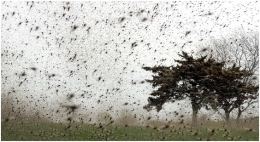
[1,1,259,123]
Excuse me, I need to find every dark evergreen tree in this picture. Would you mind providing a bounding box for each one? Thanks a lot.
[143,51,223,127]
[207,64,258,125]
[143,51,258,127]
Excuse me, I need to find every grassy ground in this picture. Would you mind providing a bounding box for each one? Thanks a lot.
[1,120,259,141]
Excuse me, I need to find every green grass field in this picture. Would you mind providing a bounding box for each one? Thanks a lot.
[1,120,258,141]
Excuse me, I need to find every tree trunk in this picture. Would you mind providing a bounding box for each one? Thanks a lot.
[225,110,230,126]
[192,108,198,127]
[236,108,242,125]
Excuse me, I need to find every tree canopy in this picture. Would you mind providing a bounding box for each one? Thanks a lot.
[143,51,258,126]
[203,30,259,123]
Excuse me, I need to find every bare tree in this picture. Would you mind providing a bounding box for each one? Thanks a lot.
[198,29,259,124]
